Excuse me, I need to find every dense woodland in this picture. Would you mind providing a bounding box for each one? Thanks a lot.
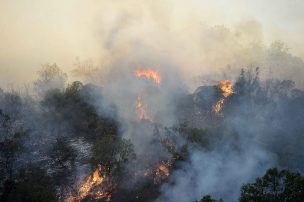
[0,64,304,202]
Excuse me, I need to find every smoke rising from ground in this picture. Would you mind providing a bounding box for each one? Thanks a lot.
[160,148,275,201]
[1,1,304,202]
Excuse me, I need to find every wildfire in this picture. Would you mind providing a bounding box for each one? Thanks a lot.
[213,80,234,116]
[143,158,174,184]
[134,68,173,183]
[153,162,170,184]
[213,98,225,115]
[218,80,234,97]
[136,95,152,121]
[135,69,161,85]
[66,166,113,202]
[134,68,161,121]
[92,169,104,184]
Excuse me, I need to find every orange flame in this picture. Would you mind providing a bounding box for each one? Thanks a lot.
[92,169,103,184]
[213,98,225,115]
[154,164,169,184]
[136,95,152,121]
[212,80,234,116]
[142,159,174,184]
[135,69,161,85]
[66,169,112,202]
[218,80,234,97]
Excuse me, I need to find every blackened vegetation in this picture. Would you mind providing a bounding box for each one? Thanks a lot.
[0,110,26,182]
[1,166,56,202]
[0,65,304,201]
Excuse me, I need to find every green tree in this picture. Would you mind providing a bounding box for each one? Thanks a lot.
[197,195,223,202]
[240,168,304,202]
[91,134,135,175]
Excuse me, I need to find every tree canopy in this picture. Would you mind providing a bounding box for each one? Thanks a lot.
[240,168,304,202]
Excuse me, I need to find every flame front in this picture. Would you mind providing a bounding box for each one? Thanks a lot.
[213,80,234,116]
[135,68,161,121]
[66,169,112,202]
[135,69,161,85]
[218,80,234,97]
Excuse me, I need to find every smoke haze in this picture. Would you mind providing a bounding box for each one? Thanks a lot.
[1,1,304,202]
[1,0,304,88]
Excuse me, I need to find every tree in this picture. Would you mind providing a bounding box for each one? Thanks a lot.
[0,111,25,181]
[34,63,68,96]
[175,123,211,159]
[181,127,209,149]
[234,67,261,98]
[197,195,223,202]
[0,137,23,181]
[91,134,135,175]
[1,166,56,202]
[41,81,110,140]
[49,137,77,201]
[240,168,304,202]
[0,92,22,120]
[71,58,100,82]
[50,137,76,183]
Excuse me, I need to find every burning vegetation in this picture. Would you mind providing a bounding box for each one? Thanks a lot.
[213,80,234,116]
[66,168,112,202]
[142,158,174,184]
[66,68,175,201]
[218,80,234,98]
[134,68,161,121]
[1,65,304,202]
[136,95,152,121]
[135,69,161,85]
[2,1,304,201]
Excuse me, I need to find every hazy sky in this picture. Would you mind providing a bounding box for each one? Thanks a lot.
[1,0,304,88]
